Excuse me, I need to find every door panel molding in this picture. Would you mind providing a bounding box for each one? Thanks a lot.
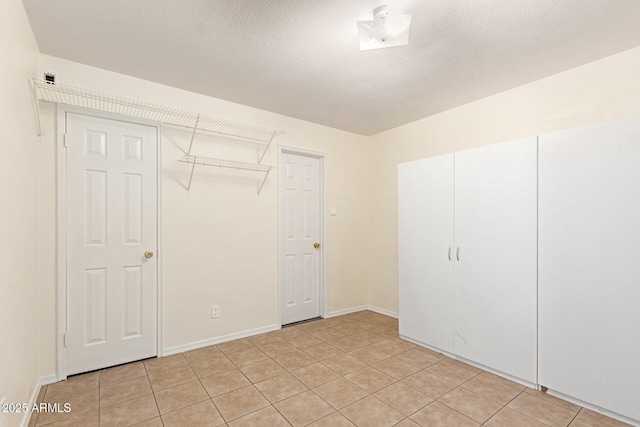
[56,105,162,379]
[278,145,327,326]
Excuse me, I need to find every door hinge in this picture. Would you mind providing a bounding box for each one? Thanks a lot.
[63,333,68,348]
[63,133,68,148]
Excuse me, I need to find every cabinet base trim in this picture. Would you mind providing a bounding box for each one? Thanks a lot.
[544,388,640,427]
[400,334,537,389]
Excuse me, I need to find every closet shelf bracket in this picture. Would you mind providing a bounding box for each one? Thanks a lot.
[258,132,276,165]
[258,167,272,196]
[178,155,275,194]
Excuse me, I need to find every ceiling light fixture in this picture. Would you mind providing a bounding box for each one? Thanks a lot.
[357,4,412,51]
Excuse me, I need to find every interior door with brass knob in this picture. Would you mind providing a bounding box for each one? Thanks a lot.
[65,113,158,376]
[280,151,322,325]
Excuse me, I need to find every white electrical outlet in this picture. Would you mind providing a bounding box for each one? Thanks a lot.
[211,305,219,319]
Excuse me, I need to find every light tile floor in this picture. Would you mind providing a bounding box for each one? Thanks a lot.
[29,310,631,427]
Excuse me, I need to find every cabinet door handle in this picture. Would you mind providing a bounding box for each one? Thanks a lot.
[448,247,452,261]
[456,247,460,261]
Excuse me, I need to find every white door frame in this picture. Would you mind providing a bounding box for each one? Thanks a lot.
[278,145,328,326]
[56,105,163,380]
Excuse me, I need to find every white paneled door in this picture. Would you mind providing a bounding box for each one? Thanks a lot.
[280,152,321,325]
[65,113,158,375]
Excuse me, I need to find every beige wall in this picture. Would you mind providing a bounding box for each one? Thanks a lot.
[6,4,640,401]
[37,55,370,375]
[0,0,41,425]
[367,46,640,314]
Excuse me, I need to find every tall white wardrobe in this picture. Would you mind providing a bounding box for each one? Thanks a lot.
[398,137,538,384]
[398,117,640,425]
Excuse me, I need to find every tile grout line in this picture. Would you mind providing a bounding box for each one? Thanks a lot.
[250,344,325,426]
[232,351,285,425]
[97,374,100,427]
[226,317,398,424]
[142,361,163,427]
[500,388,557,427]
[181,349,229,425]
[434,397,490,426]
[50,312,627,427]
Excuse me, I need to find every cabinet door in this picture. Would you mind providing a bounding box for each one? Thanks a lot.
[398,155,455,353]
[539,118,640,422]
[454,137,537,383]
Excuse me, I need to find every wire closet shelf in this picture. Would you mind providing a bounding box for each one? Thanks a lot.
[30,78,284,194]
[31,79,285,143]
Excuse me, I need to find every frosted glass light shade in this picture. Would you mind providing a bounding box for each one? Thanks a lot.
[357,13,411,51]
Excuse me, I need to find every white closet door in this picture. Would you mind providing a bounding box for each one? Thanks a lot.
[280,152,321,325]
[454,137,537,383]
[539,118,640,421]
[66,113,158,375]
[398,155,455,353]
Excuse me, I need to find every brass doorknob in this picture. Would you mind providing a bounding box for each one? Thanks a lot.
[144,251,154,259]
[313,243,320,249]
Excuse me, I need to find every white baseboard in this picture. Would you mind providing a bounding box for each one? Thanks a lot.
[20,378,39,427]
[164,306,399,357]
[20,373,73,426]
[366,305,398,319]
[39,374,59,386]
[162,324,281,357]
[326,305,398,319]
[326,306,368,318]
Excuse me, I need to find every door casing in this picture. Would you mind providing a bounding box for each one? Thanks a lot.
[278,145,327,326]
[56,105,163,380]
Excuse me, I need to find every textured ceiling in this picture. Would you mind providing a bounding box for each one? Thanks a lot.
[22,0,640,135]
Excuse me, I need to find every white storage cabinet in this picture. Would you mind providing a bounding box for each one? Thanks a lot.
[538,117,640,422]
[399,137,538,384]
